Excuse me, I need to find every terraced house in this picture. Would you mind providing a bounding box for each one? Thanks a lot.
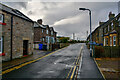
[0,3,34,61]
[87,12,120,47]
[34,19,57,50]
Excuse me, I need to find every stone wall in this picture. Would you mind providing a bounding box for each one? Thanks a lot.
[12,16,34,59]
[1,11,11,61]
[1,10,34,61]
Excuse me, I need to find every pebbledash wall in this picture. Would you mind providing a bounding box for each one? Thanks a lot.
[1,4,34,61]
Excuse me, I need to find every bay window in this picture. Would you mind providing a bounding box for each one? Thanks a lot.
[113,36,116,46]
[110,36,112,46]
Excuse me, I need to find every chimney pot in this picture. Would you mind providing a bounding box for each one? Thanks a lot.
[37,19,43,25]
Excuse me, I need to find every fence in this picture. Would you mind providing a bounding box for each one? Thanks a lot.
[94,46,120,58]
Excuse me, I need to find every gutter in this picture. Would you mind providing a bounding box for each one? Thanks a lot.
[10,15,13,60]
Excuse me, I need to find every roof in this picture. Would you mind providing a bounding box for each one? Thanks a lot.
[34,21,46,28]
[110,30,117,34]
[87,13,120,40]
[0,3,33,22]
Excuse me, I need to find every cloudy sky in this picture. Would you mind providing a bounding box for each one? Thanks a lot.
[2,0,119,40]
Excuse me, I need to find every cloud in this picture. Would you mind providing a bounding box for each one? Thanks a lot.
[2,2,118,40]
[52,15,81,26]
[3,2,28,9]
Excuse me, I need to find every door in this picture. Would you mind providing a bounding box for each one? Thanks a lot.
[23,40,28,55]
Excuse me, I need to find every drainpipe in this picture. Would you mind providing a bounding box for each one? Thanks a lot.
[10,15,13,60]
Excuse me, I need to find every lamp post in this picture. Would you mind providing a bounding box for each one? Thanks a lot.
[79,8,92,57]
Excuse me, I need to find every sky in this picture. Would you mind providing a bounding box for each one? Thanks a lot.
[1,0,119,40]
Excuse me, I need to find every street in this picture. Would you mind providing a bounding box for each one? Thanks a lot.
[3,43,83,79]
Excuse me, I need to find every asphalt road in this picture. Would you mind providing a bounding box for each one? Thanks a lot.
[3,43,83,79]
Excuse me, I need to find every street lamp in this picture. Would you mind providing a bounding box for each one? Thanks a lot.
[79,8,92,57]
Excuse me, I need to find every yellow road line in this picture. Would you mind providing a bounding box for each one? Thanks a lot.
[66,45,84,80]
[66,56,78,80]
[66,66,73,80]
[0,47,67,75]
[70,66,76,80]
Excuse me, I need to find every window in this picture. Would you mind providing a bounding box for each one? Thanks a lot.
[104,28,106,33]
[0,14,3,23]
[111,23,113,30]
[104,38,105,46]
[51,31,53,35]
[106,38,108,46]
[0,37,3,53]
[42,29,44,33]
[51,37,55,44]
[43,38,44,42]
[108,26,109,32]
[46,36,48,42]
[46,29,48,34]
[110,36,112,46]
[113,36,116,46]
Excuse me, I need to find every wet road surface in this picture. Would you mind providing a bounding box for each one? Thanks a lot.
[3,43,83,79]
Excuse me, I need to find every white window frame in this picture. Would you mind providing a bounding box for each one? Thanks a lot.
[46,29,48,34]
[113,36,116,46]
[43,38,44,42]
[0,14,3,23]
[0,37,3,53]
[119,21,120,26]
[108,26,109,32]
[111,23,113,30]
[51,31,53,35]
[42,29,44,33]
[104,38,105,46]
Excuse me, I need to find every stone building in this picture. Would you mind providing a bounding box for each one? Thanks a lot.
[0,3,34,61]
[87,12,120,47]
[34,19,57,50]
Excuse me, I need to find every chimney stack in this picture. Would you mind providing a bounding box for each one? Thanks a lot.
[109,12,115,19]
[99,21,105,26]
[37,19,43,25]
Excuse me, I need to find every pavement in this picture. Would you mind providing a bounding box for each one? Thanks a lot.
[2,43,104,80]
[77,45,104,80]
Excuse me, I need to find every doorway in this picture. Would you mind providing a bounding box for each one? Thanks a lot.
[23,40,28,55]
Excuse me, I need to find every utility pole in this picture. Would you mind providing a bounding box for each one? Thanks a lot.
[79,8,92,57]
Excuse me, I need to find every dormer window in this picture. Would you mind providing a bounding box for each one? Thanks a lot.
[111,23,113,30]
[104,28,106,33]
[51,31,53,35]
[0,14,3,23]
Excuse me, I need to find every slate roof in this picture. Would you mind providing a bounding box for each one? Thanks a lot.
[0,3,33,22]
[110,30,117,34]
[87,13,120,40]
